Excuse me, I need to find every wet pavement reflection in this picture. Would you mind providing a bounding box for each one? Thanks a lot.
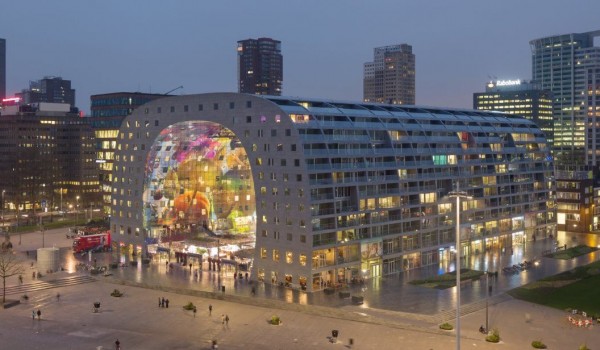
[31,231,600,316]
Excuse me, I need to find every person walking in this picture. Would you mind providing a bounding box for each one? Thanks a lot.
[225,314,229,326]
[18,275,23,284]
[32,310,35,320]
[161,297,165,308]
[193,306,197,318]
[221,314,225,325]
[208,304,212,316]
[115,339,121,350]
[36,309,41,320]
[56,293,61,302]
[165,299,169,308]
[158,297,161,307]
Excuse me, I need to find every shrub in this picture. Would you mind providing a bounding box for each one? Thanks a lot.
[579,344,590,350]
[485,329,500,343]
[21,294,29,301]
[270,315,281,325]
[183,302,195,311]
[531,340,547,349]
[110,289,123,297]
[439,322,454,330]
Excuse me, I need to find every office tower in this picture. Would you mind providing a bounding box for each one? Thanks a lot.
[110,92,554,291]
[364,44,415,105]
[0,38,5,101]
[17,76,76,108]
[473,79,553,143]
[0,103,98,214]
[237,38,282,95]
[531,30,600,165]
[89,92,166,215]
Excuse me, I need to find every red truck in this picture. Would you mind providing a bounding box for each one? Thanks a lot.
[73,232,111,253]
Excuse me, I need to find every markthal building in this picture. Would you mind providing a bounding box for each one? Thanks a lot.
[111,93,555,292]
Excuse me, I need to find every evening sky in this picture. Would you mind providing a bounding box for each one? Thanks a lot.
[2,0,599,113]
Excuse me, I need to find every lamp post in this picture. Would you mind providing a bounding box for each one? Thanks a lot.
[485,271,489,333]
[76,196,80,222]
[449,185,471,350]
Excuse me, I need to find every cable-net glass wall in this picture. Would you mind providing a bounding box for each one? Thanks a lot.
[143,121,255,240]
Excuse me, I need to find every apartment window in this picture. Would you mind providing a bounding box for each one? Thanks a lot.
[260,248,267,259]
[271,129,277,137]
[184,105,189,112]
[155,120,159,126]
[281,159,287,166]
[246,101,252,108]
[170,106,175,113]
[296,174,302,182]
[283,174,288,182]
[291,144,297,151]
[144,108,149,114]
[287,233,292,241]
[261,230,267,237]
[213,103,219,110]
[272,249,280,262]
[286,251,293,264]
[294,159,300,167]
[299,254,307,266]
[273,231,280,240]
[246,116,252,123]
[277,144,283,151]
[198,104,203,111]
[300,235,306,243]
[286,129,291,136]
[275,115,281,123]
[229,102,235,109]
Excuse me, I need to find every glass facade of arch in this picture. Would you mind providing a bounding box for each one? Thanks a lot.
[143,121,255,240]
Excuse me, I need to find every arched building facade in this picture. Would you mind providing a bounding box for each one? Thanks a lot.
[110,93,555,292]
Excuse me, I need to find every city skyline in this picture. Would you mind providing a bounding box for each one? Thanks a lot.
[1,0,599,114]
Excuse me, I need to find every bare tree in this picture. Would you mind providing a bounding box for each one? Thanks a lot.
[0,250,25,303]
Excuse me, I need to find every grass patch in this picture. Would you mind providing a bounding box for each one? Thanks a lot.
[439,322,453,330]
[508,260,600,315]
[409,269,484,289]
[546,245,598,259]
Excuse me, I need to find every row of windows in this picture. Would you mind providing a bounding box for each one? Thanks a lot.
[259,248,307,266]
[144,101,253,115]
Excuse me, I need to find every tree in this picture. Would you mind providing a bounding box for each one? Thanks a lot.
[0,249,25,304]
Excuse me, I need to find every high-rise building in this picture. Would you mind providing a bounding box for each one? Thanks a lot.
[531,30,600,166]
[17,76,76,108]
[0,103,98,215]
[364,44,415,105]
[89,92,166,215]
[109,92,554,291]
[473,79,553,144]
[0,38,6,101]
[237,38,282,95]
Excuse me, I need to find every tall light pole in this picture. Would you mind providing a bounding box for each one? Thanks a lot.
[485,271,489,333]
[449,184,471,350]
[1,189,5,224]
[76,195,80,222]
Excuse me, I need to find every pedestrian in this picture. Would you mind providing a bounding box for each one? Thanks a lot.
[56,293,60,302]
[221,314,225,325]
[32,271,36,279]
[251,287,256,295]
[18,275,23,284]
[158,297,161,307]
[193,306,197,318]
[189,263,192,271]
[32,310,35,320]
[165,299,169,308]
[209,304,212,316]
[225,314,229,326]
[115,338,121,350]
[165,261,168,269]
[36,309,41,320]
[161,297,165,307]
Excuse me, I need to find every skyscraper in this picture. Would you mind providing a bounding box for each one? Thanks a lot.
[531,30,600,166]
[363,44,415,105]
[17,76,76,108]
[0,38,6,101]
[473,79,553,144]
[237,38,282,95]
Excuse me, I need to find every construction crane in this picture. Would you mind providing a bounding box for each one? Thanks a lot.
[164,86,183,95]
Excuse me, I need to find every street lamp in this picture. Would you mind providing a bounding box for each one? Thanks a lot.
[76,196,80,222]
[1,189,5,225]
[449,184,472,350]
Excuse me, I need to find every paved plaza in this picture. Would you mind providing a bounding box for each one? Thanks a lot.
[1,228,600,349]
